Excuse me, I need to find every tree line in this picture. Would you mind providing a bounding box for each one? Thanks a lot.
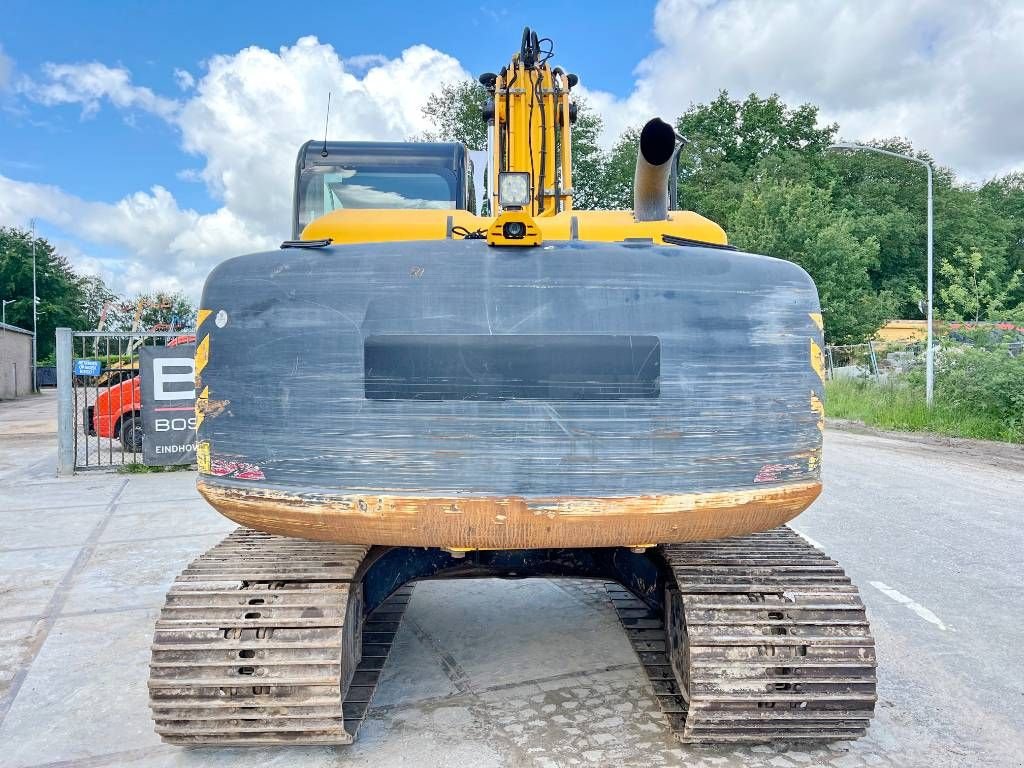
[5,86,1022,353]
[0,226,195,361]
[422,83,1024,343]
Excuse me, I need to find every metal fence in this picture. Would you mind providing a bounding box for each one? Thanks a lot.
[56,328,193,475]
[825,340,924,382]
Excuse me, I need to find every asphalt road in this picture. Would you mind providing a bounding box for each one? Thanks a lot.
[1,391,1022,767]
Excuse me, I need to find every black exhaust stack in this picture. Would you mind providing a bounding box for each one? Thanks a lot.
[633,117,679,221]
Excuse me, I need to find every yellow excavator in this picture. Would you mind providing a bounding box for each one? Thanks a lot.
[149,28,876,746]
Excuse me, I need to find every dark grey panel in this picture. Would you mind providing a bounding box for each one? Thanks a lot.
[364,334,660,401]
[198,239,823,497]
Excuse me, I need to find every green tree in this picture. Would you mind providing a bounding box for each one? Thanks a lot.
[730,180,891,343]
[979,172,1024,306]
[420,80,607,212]
[938,247,1021,321]
[0,226,113,359]
[108,291,196,333]
[674,91,838,227]
[78,274,119,330]
[826,138,1022,322]
[598,127,639,211]
[825,140,938,314]
[567,98,606,210]
[420,80,488,150]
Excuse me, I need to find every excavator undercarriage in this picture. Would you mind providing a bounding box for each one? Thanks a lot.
[150,527,875,745]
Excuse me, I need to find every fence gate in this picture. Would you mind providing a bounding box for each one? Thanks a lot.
[56,328,196,474]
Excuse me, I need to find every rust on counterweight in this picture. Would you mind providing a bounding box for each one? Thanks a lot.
[197,480,821,549]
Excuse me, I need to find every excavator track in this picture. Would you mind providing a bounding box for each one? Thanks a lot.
[149,528,411,745]
[610,526,876,744]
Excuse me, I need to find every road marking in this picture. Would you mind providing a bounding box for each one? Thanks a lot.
[791,528,825,550]
[870,581,950,631]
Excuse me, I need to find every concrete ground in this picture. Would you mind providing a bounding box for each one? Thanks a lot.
[1,391,1023,767]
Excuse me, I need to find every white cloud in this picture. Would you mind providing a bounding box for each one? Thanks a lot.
[175,37,468,236]
[173,68,195,91]
[23,61,179,119]
[587,0,1024,180]
[3,37,469,300]
[0,174,271,298]
[0,45,12,91]
[343,54,390,73]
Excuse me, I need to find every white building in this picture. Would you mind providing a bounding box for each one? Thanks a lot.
[0,323,33,399]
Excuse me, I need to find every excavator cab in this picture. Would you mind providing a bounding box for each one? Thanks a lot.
[291,141,475,238]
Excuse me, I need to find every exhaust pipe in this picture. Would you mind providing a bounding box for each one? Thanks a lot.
[633,117,679,222]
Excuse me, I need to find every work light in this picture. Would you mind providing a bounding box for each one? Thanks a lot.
[502,221,527,239]
[498,172,531,208]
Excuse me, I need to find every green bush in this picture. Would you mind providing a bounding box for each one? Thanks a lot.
[828,341,1024,443]
[826,376,1022,442]
[909,344,1024,434]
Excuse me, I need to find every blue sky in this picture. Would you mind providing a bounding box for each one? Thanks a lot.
[1,1,1021,299]
[1,1,656,215]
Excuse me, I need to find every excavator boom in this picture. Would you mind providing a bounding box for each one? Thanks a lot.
[485,27,573,216]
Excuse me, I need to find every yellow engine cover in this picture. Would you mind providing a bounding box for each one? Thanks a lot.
[301,208,728,247]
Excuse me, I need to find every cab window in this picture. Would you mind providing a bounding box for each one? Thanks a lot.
[297,165,458,233]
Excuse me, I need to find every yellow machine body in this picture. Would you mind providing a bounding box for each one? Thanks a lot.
[302,208,728,247]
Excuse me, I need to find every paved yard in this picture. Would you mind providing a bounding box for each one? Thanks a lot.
[1,391,1022,767]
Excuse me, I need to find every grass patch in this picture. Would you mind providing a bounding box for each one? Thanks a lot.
[825,378,1021,443]
[118,463,194,474]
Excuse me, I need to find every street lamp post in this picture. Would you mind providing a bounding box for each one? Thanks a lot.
[827,143,934,406]
[2,298,15,331]
[31,220,39,394]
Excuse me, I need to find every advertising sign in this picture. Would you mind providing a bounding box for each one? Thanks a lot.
[139,344,196,465]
